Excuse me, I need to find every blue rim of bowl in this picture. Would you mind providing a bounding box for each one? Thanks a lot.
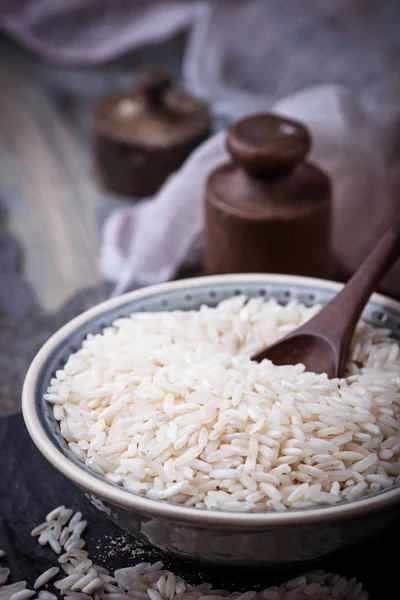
[22,274,400,528]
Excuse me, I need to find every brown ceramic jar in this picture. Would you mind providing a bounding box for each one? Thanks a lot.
[93,68,211,198]
[204,114,332,278]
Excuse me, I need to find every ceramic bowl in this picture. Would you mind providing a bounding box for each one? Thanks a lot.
[22,274,400,566]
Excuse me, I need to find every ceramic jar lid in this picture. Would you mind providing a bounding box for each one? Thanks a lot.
[93,68,211,197]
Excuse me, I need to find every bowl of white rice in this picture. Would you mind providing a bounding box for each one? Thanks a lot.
[22,274,400,565]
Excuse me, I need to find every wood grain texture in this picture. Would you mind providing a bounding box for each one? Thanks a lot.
[0,44,102,311]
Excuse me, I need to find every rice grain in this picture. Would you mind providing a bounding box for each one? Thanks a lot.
[34,568,60,589]
[45,297,400,510]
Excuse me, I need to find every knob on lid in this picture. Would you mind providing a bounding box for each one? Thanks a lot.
[227,114,311,176]
[136,67,174,112]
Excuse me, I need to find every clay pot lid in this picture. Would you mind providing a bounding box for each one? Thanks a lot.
[93,68,210,148]
[208,113,330,220]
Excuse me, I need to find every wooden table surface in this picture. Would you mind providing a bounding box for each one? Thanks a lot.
[0,35,183,312]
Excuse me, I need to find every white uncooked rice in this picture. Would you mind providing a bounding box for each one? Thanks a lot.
[38,593,58,600]
[0,504,371,599]
[9,591,36,600]
[34,569,60,590]
[0,571,11,587]
[45,297,400,511]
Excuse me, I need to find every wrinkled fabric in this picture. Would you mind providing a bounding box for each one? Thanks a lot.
[100,131,226,295]
[273,87,398,294]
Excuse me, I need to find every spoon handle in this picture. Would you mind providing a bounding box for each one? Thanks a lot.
[305,212,400,373]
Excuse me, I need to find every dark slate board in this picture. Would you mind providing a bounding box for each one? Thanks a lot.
[0,413,398,598]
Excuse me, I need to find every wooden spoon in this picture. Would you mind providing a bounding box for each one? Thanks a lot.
[252,212,400,378]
